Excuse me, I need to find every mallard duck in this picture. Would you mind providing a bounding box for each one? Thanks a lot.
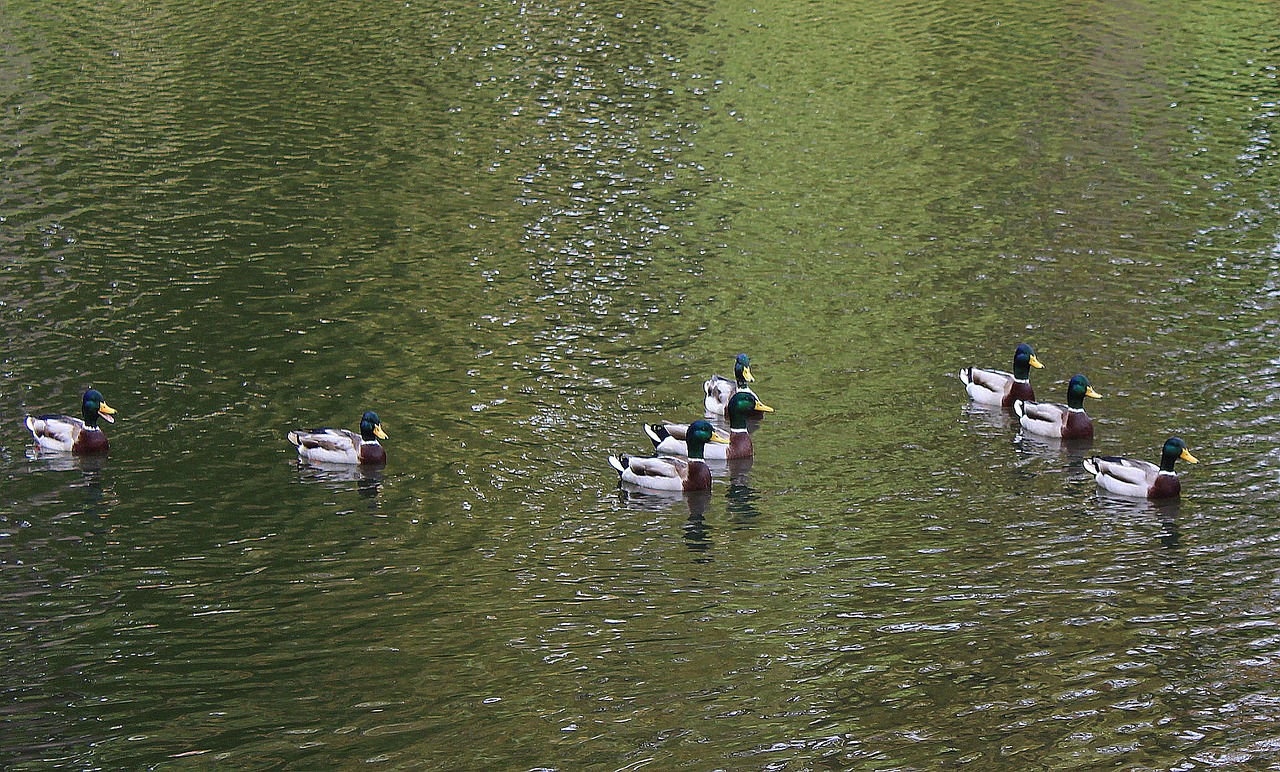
[608,419,728,491]
[1013,374,1102,439]
[645,391,774,460]
[704,353,762,415]
[960,343,1044,407]
[25,388,118,455]
[287,411,388,465]
[1083,437,1198,499]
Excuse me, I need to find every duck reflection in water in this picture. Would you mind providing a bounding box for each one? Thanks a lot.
[616,485,716,559]
[1014,430,1094,462]
[724,458,761,526]
[1093,492,1183,548]
[22,451,113,527]
[25,447,107,473]
[294,460,385,509]
[960,401,1016,432]
[682,489,713,559]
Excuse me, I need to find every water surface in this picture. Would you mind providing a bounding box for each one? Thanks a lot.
[3,0,1280,768]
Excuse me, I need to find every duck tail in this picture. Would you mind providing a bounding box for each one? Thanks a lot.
[1012,400,1027,419]
[643,424,667,445]
[607,454,628,476]
[1082,457,1100,476]
[959,367,972,386]
[286,431,302,447]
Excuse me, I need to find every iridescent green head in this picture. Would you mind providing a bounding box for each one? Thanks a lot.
[727,391,774,429]
[685,419,728,459]
[360,411,388,441]
[1012,343,1044,380]
[82,389,117,427]
[1160,437,1198,471]
[1065,374,1102,409]
[734,354,755,387]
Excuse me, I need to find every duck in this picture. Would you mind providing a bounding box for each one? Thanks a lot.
[644,391,774,460]
[959,343,1044,407]
[25,388,118,454]
[1083,437,1199,499]
[1013,374,1102,439]
[287,411,388,465]
[704,353,762,416]
[608,419,728,491]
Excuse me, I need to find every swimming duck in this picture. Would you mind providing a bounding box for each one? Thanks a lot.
[645,391,774,460]
[704,353,761,416]
[288,411,388,465]
[1013,374,1102,439]
[960,343,1044,407]
[609,419,728,491]
[25,389,118,454]
[1083,437,1198,499]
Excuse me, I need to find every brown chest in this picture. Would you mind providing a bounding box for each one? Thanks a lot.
[1062,410,1094,440]
[73,429,109,455]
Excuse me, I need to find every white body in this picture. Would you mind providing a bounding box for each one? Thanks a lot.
[288,428,377,465]
[1082,456,1169,498]
[959,367,1018,405]
[608,454,700,491]
[25,415,94,452]
[703,376,754,415]
[1014,400,1073,437]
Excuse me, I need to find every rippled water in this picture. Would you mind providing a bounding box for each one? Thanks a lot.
[3,0,1279,768]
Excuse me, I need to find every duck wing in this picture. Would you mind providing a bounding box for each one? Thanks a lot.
[705,374,738,399]
[289,428,360,454]
[1090,456,1157,486]
[963,367,1012,391]
[1018,401,1066,423]
[659,422,692,441]
[26,414,81,449]
[625,455,689,481]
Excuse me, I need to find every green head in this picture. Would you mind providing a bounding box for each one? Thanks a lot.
[1012,343,1044,380]
[1065,374,1102,409]
[82,389,117,427]
[734,354,755,387]
[1160,437,1198,471]
[360,411,388,441]
[685,419,729,459]
[727,391,774,429]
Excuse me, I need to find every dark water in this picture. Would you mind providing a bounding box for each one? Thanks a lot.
[3,0,1279,768]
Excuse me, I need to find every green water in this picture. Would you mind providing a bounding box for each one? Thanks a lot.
[3,0,1279,768]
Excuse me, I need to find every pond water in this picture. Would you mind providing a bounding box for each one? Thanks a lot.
[3,0,1279,768]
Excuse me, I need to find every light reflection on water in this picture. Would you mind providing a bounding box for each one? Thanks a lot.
[2,0,1280,768]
